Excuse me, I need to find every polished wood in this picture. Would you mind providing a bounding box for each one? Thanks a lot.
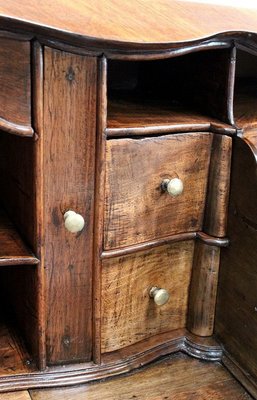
[2,1,257,51]
[0,209,38,266]
[187,242,220,337]
[104,132,212,249]
[30,353,253,400]
[0,36,33,136]
[204,134,232,237]
[215,136,257,383]
[101,241,194,352]
[42,48,97,364]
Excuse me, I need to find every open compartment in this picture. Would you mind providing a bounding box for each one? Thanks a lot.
[233,48,257,144]
[0,131,40,375]
[107,48,234,136]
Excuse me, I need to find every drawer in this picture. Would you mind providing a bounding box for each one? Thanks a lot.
[104,132,212,250]
[0,37,32,135]
[101,241,194,353]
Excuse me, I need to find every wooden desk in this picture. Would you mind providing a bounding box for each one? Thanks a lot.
[0,1,256,397]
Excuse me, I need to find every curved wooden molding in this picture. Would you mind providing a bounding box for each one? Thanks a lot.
[196,232,229,247]
[0,330,222,392]
[0,117,34,137]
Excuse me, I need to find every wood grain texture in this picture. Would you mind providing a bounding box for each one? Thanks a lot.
[215,136,257,382]
[204,134,232,237]
[43,48,97,364]
[0,320,35,376]
[29,353,253,400]
[101,241,194,353]
[2,1,257,51]
[104,133,212,249]
[0,392,31,400]
[0,209,38,266]
[187,242,220,337]
[0,36,32,135]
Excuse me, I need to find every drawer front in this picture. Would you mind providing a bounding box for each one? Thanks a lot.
[0,37,32,134]
[104,132,212,250]
[101,241,194,353]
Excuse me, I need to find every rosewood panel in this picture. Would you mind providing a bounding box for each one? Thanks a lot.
[101,241,194,353]
[215,137,257,382]
[104,132,212,249]
[0,36,32,135]
[43,47,97,364]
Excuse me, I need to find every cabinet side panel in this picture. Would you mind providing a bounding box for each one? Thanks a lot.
[43,47,97,364]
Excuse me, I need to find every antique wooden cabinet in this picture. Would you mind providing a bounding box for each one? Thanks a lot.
[0,0,257,397]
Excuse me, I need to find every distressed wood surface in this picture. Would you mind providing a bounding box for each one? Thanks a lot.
[1,1,257,50]
[0,209,38,266]
[215,136,257,382]
[204,134,232,238]
[0,392,31,400]
[0,36,32,135]
[104,132,212,249]
[43,48,97,364]
[30,353,253,400]
[101,241,194,352]
[187,242,220,337]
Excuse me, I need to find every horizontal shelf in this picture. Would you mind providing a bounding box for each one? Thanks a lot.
[0,319,35,376]
[0,209,39,266]
[107,99,235,137]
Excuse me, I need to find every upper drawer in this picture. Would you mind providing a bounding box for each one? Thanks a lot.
[104,132,212,250]
[0,36,32,135]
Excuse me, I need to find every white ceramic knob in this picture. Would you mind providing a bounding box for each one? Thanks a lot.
[162,178,184,197]
[64,210,85,233]
[149,287,170,306]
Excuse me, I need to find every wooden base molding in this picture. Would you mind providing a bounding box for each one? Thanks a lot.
[0,330,222,393]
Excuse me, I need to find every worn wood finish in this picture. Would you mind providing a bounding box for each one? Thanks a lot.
[1,392,31,400]
[0,209,38,266]
[107,100,233,137]
[204,134,232,237]
[43,48,97,364]
[215,136,257,382]
[30,353,253,400]
[0,320,35,376]
[104,132,212,249]
[2,1,257,51]
[187,242,220,337]
[101,241,194,353]
[0,36,32,136]
[92,56,107,364]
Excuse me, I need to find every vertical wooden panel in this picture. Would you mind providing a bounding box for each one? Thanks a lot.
[204,134,232,238]
[215,137,257,381]
[187,242,220,337]
[43,47,97,364]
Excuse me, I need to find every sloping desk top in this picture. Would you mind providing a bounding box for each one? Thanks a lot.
[1,0,257,51]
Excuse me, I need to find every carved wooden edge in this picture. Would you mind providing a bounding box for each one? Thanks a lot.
[32,40,46,371]
[92,56,107,364]
[101,232,229,259]
[0,117,34,137]
[222,351,257,399]
[0,256,39,266]
[0,330,222,392]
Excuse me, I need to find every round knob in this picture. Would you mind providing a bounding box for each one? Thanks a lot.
[161,178,184,197]
[64,210,85,233]
[149,287,170,306]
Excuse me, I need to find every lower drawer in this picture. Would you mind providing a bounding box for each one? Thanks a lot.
[101,240,194,353]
